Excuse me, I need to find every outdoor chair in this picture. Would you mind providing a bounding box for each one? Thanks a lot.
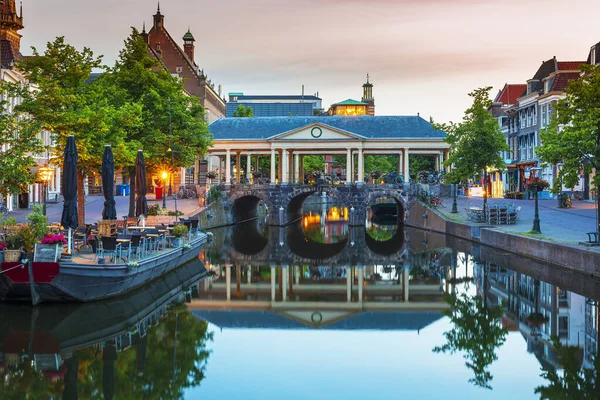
[144,229,164,252]
[189,219,199,235]
[498,208,509,224]
[97,236,123,264]
[585,232,599,244]
[183,220,192,240]
[486,208,498,224]
[508,206,521,224]
[129,234,145,259]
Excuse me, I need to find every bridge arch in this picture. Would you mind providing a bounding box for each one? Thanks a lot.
[362,189,407,224]
[229,190,273,223]
[284,186,353,224]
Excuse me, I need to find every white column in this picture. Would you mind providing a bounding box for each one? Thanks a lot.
[294,153,299,183]
[403,149,410,183]
[346,149,352,184]
[246,154,251,181]
[357,149,364,185]
[236,152,241,183]
[358,265,364,302]
[54,167,61,192]
[294,266,300,285]
[346,266,352,302]
[270,149,276,185]
[350,152,355,183]
[270,265,276,301]
[403,267,409,302]
[207,155,213,174]
[225,149,231,185]
[247,265,251,284]
[225,265,232,301]
[282,150,289,184]
[398,152,403,175]
[282,265,288,301]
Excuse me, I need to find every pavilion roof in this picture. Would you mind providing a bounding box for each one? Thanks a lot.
[209,115,447,140]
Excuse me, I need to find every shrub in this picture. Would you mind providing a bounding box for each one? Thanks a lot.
[172,224,189,238]
[148,204,161,216]
[167,210,184,216]
[26,204,48,240]
[4,234,24,250]
[16,225,38,254]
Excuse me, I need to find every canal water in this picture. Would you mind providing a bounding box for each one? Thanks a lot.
[1,196,599,399]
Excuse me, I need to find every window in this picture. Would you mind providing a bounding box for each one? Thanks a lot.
[527,108,532,127]
[548,104,553,121]
[541,106,546,128]
[185,167,195,184]
[533,106,537,125]
[558,316,569,339]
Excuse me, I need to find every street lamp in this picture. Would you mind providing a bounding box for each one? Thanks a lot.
[451,181,459,213]
[161,171,168,209]
[38,164,53,216]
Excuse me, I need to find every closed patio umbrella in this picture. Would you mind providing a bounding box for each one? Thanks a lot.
[101,145,117,220]
[61,135,78,254]
[135,150,148,218]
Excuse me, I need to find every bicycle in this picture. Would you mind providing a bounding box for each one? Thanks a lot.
[560,193,573,208]
[0,202,8,217]
[381,172,404,185]
[174,186,197,199]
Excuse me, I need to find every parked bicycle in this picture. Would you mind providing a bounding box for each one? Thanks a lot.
[381,171,404,185]
[419,170,445,184]
[0,202,8,217]
[173,185,197,199]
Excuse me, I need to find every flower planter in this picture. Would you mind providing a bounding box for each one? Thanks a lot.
[3,249,22,262]
[171,238,183,248]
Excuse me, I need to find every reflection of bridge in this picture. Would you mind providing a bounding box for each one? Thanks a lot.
[220,220,407,267]
[224,183,414,226]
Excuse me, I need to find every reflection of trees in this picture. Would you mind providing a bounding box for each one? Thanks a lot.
[535,337,600,399]
[433,291,508,389]
[0,304,212,399]
[366,226,394,241]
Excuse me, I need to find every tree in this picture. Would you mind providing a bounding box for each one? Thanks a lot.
[364,155,395,178]
[17,37,131,226]
[434,87,508,212]
[232,104,254,117]
[0,82,46,200]
[303,156,324,173]
[103,28,212,216]
[409,155,436,179]
[538,64,600,235]
[535,336,600,399]
[433,268,508,390]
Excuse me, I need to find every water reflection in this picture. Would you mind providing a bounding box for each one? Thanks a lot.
[0,259,212,399]
[197,224,600,398]
[301,195,348,244]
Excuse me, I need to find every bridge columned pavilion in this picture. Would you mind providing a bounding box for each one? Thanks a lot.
[207,115,450,185]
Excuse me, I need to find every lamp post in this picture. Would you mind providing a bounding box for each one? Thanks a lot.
[451,182,459,213]
[38,164,53,216]
[168,98,179,221]
[531,185,541,233]
[161,171,168,209]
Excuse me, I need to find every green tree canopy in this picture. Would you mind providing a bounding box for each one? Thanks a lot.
[0,82,47,199]
[433,290,508,389]
[303,155,324,173]
[17,37,131,225]
[232,104,254,117]
[434,87,508,210]
[538,64,600,233]
[99,28,212,216]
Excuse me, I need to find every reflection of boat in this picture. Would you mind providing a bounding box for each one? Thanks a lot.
[0,258,207,360]
[370,202,398,216]
[0,232,208,305]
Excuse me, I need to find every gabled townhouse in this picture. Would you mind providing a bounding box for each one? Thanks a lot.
[0,1,56,212]
[504,57,586,198]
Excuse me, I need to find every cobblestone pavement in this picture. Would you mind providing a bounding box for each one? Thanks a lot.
[7,194,203,224]
[435,195,599,250]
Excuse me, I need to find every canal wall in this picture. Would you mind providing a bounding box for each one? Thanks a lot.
[407,200,600,277]
[197,200,234,230]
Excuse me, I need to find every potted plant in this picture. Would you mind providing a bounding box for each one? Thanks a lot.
[3,234,24,262]
[171,224,189,247]
[524,177,550,194]
[206,171,217,180]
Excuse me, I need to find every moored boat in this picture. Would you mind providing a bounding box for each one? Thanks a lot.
[0,232,208,305]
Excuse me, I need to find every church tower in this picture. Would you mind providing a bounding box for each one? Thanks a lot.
[361,74,375,116]
[0,0,24,67]
[182,28,195,62]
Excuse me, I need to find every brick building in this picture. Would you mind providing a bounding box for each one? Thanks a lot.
[144,4,226,123]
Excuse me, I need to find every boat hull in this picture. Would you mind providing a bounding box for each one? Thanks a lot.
[0,233,207,304]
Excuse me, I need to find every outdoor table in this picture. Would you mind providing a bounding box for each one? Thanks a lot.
[117,238,132,261]
[469,207,486,222]
[127,226,156,231]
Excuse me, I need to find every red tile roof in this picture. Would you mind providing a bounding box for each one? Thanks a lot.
[557,61,586,71]
[550,72,581,92]
[495,84,527,105]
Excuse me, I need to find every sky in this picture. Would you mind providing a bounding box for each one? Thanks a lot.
[22,0,600,123]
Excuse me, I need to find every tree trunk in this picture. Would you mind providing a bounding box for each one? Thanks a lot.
[483,170,488,214]
[77,171,85,227]
[128,167,136,218]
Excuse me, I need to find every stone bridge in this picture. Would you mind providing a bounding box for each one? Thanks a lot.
[221,219,408,267]
[223,183,416,226]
